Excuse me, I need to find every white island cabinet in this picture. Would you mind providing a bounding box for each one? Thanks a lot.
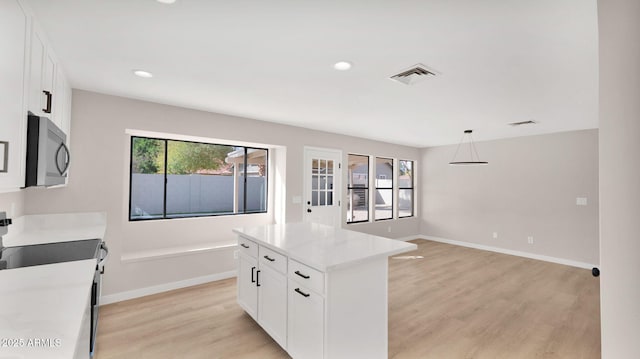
[234,222,417,359]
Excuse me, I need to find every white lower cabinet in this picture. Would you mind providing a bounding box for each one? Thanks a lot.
[73,287,91,359]
[237,238,288,350]
[237,252,258,320]
[257,264,287,348]
[287,281,324,359]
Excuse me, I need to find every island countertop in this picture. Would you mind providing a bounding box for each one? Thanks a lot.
[233,222,417,272]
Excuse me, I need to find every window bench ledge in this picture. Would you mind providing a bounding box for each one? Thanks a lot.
[121,241,238,263]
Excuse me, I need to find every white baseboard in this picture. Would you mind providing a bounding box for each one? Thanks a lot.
[394,235,423,242]
[417,235,597,269]
[100,270,237,305]
[100,235,595,305]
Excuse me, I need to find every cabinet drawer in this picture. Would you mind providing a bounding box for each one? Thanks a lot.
[288,260,325,295]
[238,236,258,258]
[259,246,287,274]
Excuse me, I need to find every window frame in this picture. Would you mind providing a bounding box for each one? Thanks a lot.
[398,159,415,218]
[374,157,394,221]
[346,154,370,224]
[128,135,269,221]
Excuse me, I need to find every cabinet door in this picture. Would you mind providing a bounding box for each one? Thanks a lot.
[42,51,56,119]
[54,67,70,134]
[237,252,258,320]
[287,281,324,359]
[28,27,45,116]
[0,0,28,191]
[257,265,287,349]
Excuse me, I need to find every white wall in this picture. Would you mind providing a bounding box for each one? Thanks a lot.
[420,129,599,265]
[23,90,420,298]
[598,0,640,357]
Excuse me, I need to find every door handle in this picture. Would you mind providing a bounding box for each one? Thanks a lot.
[256,270,261,287]
[295,288,310,297]
[263,255,275,262]
[251,266,256,283]
[295,270,310,279]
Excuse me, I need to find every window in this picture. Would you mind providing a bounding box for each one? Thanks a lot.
[347,154,369,223]
[398,160,414,218]
[311,158,335,206]
[129,136,268,221]
[375,157,393,220]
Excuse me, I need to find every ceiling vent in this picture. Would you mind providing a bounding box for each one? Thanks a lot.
[508,120,537,126]
[390,64,437,85]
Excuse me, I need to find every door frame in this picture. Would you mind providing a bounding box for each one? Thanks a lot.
[303,146,343,226]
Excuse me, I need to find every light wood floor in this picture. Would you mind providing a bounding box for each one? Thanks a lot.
[94,240,600,359]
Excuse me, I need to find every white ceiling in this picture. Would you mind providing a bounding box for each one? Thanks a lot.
[25,0,599,147]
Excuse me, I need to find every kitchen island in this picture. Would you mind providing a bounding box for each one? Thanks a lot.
[233,222,417,359]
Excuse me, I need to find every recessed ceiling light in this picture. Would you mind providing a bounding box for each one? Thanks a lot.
[334,61,352,71]
[133,70,153,78]
[156,0,177,4]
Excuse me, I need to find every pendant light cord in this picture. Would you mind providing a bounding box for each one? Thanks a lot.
[449,130,488,165]
[469,132,482,162]
[450,133,466,163]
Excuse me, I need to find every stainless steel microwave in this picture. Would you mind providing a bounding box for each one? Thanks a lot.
[25,112,70,187]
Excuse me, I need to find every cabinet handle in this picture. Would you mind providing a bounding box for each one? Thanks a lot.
[240,243,249,249]
[42,90,52,114]
[251,266,256,283]
[256,270,261,287]
[294,270,310,279]
[263,255,275,262]
[295,288,310,297]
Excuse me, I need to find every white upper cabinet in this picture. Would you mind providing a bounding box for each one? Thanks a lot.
[0,0,29,192]
[28,25,46,117]
[54,66,71,136]
[28,20,70,132]
[0,0,72,192]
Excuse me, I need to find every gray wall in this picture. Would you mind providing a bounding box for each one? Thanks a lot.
[421,129,599,265]
[23,90,420,297]
[598,0,640,357]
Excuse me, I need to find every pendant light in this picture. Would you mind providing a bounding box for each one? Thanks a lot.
[449,130,488,166]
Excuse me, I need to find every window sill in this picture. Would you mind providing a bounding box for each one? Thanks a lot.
[121,240,238,263]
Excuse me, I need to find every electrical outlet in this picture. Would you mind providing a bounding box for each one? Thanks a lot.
[233,250,239,259]
[493,232,498,239]
[527,236,534,244]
